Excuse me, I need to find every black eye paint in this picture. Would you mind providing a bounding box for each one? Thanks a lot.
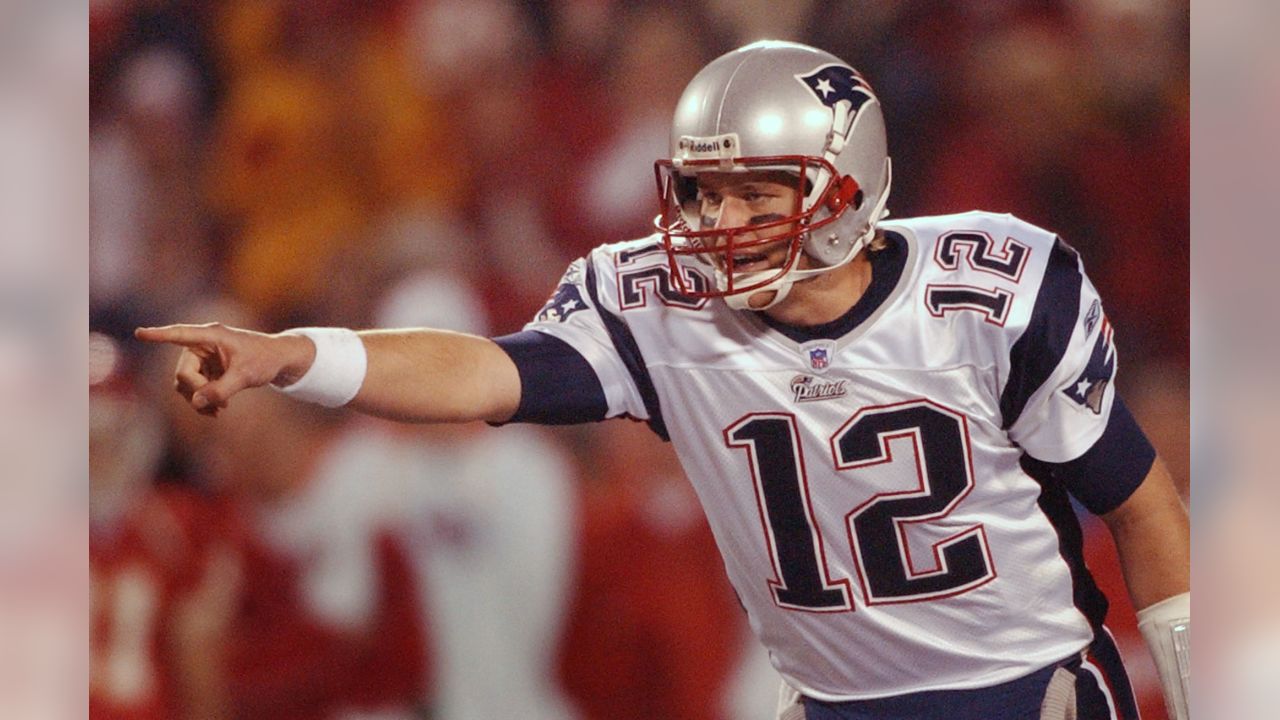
[700,212,786,229]
[748,213,786,226]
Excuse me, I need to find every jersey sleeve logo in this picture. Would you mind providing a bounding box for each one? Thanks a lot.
[535,260,589,323]
[1063,314,1115,414]
[1083,299,1101,335]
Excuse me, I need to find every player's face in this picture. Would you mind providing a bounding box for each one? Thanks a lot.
[695,171,803,274]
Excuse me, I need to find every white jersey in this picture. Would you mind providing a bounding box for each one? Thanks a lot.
[341,421,582,720]
[514,211,1133,701]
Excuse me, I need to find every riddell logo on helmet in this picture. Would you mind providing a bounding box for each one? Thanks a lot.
[678,133,740,160]
[684,139,724,153]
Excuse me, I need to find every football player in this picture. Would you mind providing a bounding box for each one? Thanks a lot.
[90,338,239,720]
[139,41,1190,720]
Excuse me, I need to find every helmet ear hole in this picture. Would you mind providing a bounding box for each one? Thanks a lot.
[826,175,860,212]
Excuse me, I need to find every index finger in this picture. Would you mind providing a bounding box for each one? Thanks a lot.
[134,324,222,347]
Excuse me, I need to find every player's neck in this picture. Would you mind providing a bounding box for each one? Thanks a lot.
[762,254,873,327]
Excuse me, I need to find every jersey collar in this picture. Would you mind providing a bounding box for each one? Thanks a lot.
[757,230,910,343]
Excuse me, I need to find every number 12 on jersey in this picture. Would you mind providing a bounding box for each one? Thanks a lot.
[725,399,996,612]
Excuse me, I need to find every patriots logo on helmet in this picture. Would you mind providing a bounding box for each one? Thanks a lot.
[796,64,875,113]
[1063,315,1115,414]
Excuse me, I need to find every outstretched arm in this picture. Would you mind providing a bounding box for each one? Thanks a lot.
[135,324,522,424]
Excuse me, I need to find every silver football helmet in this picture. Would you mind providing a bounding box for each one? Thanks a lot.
[654,40,892,309]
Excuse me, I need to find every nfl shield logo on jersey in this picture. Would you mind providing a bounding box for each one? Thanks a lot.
[800,340,836,374]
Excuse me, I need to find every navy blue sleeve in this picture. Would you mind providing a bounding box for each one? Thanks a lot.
[491,330,609,425]
[1000,237,1083,430]
[1019,396,1157,515]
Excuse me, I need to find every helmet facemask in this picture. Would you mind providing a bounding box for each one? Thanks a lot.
[654,152,887,310]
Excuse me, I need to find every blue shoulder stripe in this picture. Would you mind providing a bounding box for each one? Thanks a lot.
[1000,238,1083,429]
[584,259,670,441]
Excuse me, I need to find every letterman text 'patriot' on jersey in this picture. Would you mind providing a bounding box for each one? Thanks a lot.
[494,211,1154,701]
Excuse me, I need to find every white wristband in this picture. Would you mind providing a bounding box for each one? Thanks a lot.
[272,328,367,408]
[1138,591,1190,720]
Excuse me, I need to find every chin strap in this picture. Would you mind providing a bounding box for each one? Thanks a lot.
[721,269,797,311]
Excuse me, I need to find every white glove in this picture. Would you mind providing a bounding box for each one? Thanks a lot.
[1138,592,1190,720]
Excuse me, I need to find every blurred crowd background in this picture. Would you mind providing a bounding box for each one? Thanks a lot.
[88,1,1189,719]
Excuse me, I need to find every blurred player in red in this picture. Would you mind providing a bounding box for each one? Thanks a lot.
[191,352,427,720]
[90,334,238,720]
[558,420,778,720]
[344,273,769,720]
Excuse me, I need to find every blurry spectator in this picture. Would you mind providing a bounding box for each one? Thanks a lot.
[800,0,970,214]
[353,271,774,719]
[153,294,427,720]
[1073,0,1187,125]
[558,420,779,720]
[536,0,619,60]
[1073,0,1189,365]
[357,271,580,719]
[90,0,218,118]
[90,335,238,720]
[91,46,217,331]
[91,0,136,72]
[575,4,717,248]
[192,361,427,720]
[304,203,480,331]
[338,414,581,720]
[205,0,464,325]
[703,0,813,45]
[919,16,1188,364]
[406,0,579,332]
